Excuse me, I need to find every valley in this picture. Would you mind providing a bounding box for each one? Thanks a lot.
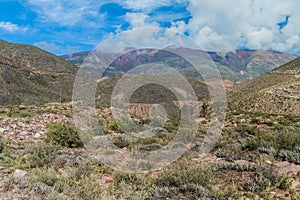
[0,40,300,199]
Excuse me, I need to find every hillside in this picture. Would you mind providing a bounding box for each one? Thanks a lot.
[229,57,300,115]
[95,74,209,115]
[1,41,300,199]
[61,48,297,82]
[0,40,78,105]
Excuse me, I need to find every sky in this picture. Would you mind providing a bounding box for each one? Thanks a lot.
[0,0,300,55]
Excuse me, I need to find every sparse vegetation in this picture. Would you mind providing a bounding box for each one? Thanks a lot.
[46,122,84,148]
[107,120,120,132]
[17,142,60,169]
[112,135,130,149]
[0,137,3,154]
[1,43,300,199]
[245,128,300,152]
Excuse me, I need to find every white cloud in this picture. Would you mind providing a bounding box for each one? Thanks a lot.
[97,27,198,54]
[185,0,300,54]
[194,26,236,51]
[125,12,159,28]
[246,27,274,49]
[117,0,173,13]
[34,41,82,55]
[120,0,300,54]
[21,0,300,55]
[168,21,187,35]
[34,41,60,52]
[23,0,104,26]
[0,21,28,32]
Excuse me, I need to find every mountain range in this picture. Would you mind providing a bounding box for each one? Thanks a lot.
[61,47,297,83]
[1,40,300,199]
[1,39,300,116]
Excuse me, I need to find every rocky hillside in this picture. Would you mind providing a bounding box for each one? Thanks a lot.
[61,48,297,82]
[229,57,300,115]
[96,74,209,116]
[0,40,78,105]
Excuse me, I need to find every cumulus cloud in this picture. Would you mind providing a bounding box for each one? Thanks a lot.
[246,27,274,49]
[98,27,198,54]
[0,21,28,32]
[19,0,300,55]
[125,12,159,28]
[185,0,300,54]
[120,0,300,54]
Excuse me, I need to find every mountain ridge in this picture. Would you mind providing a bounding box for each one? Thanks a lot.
[229,57,300,115]
[60,47,297,82]
[0,40,78,105]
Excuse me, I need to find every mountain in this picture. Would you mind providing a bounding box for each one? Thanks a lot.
[95,74,209,109]
[61,48,297,82]
[0,40,78,105]
[229,57,300,115]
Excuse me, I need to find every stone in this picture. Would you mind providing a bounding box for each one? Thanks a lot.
[20,131,27,136]
[265,160,273,165]
[275,161,300,176]
[19,136,26,140]
[102,176,114,184]
[34,132,41,139]
[13,169,28,178]
[291,180,300,189]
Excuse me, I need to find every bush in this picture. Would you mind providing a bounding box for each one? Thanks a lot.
[154,159,220,199]
[155,159,215,189]
[0,138,4,154]
[46,122,83,148]
[245,133,275,151]
[235,125,260,136]
[112,136,130,149]
[245,128,300,152]
[111,172,153,199]
[18,142,59,168]
[31,167,59,187]
[274,130,300,151]
[164,112,181,132]
[107,120,120,132]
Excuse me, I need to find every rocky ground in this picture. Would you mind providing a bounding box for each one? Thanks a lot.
[0,103,300,199]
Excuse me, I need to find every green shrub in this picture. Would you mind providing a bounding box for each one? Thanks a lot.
[18,142,59,168]
[69,178,103,200]
[31,168,59,187]
[112,172,153,199]
[235,125,260,136]
[107,120,121,132]
[46,122,83,148]
[164,112,181,131]
[155,159,215,189]
[245,133,275,151]
[274,130,300,151]
[6,107,34,118]
[0,137,3,154]
[112,136,130,149]
[278,150,300,164]
[154,159,220,199]
[245,129,300,152]
[114,172,142,187]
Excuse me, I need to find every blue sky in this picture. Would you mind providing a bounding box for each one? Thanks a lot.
[0,0,300,55]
